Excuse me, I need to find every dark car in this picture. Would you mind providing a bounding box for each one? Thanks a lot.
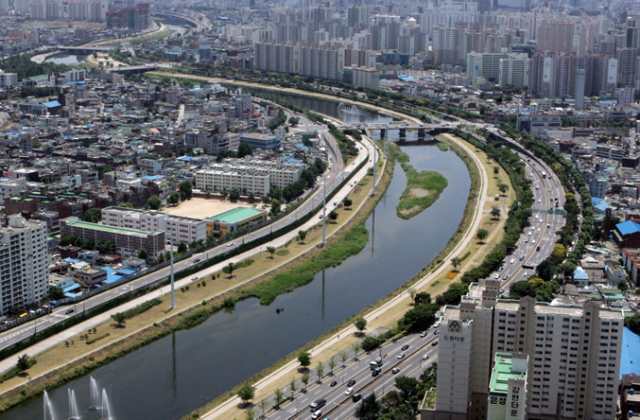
[372,369,379,377]
[310,399,326,410]
[347,379,356,387]
[329,380,337,387]
[536,246,541,252]
[401,344,410,351]
[432,340,439,346]
[65,308,74,315]
[352,394,362,402]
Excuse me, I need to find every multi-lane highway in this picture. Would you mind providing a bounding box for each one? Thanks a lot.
[0,126,358,353]
[498,155,566,293]
[266,329,439,420]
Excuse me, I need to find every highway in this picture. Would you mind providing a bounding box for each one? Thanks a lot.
[265,329,439,420]
[0,125,354,353]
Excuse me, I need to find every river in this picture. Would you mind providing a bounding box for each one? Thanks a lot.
[3,99,470,420]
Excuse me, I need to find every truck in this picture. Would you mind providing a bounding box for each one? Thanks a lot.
[370,356,383,370]
[541,172,547,179]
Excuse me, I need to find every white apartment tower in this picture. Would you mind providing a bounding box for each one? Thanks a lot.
[0,215,49,316]
[499,55,531,88]
[424,279,624,420]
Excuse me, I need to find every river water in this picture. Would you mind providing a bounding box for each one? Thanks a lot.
[3,99,470,420]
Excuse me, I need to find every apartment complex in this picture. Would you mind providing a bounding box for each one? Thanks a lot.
[487,353,528,420]
[0,215,49,316]
[424,279,624,420]
[101,207,207,246]
[60,217,165,259]
[196,157,306,196]
[106,3,150,31]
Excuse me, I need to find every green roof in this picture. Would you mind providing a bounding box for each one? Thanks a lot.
[489,353,527,394]
[68,221,160,238]
[208,207,264,224]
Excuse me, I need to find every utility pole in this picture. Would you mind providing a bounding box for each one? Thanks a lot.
[371,146,377,197]
[321,173,326,246]
[170,222,175,310]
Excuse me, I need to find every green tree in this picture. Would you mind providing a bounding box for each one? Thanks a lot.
[510,281,536,299]
[361,336,380,352]
[301,372,310,390]
[476,229,489,243]
[329,210,338,223]
[119,201,134,208]
[298,230,307,243]
[498,183,509,195]
[146,195,162,210]
[237,384,256,402]
[274,388,284,408]
[245,407,255,420]
[316,362,324,380]
[288,116,299,126]
[343,198,353,209]
[398,303,440,332]
[270,200,281,217]
[490,207,501,219]
[289,378,297,398]
[179,181,193,200]
[223,262,235,278]
[413,292,431,306]
[355,393,380,420]
[49,286,64,300]
[258,400,268,418]
[137,248,148,260]
[328,357,336,374]
[84,207,102,223]
[82,238,95,250]
[111,312,126,327]
[178,243,187,253]
[450,257,462,271]
[238,143,253,158]
[229,188,241,202]
[167,191,180,205]
[16,354,32,372]
[267,246,276,258]
[352,342,361,360]
[493,166,500,175]
[298,351,311,368]
[341,351,348,366]
[354,317,367,333]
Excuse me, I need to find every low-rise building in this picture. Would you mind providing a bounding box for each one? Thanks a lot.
[73,266,108,287]
[240,133,280,151]
[60,217,165,259]
[206,207,267,236]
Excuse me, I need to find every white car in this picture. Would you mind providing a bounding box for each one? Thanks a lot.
[397,353,405,359]
[345,387,354,395]
[227,242,234,247]
[510,259,515,264]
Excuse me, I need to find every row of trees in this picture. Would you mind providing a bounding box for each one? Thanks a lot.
[60,235,116,254]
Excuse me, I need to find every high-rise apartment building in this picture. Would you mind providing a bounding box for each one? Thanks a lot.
[467,52,510,82]
[424,279,624,420]
[499,54,530,88]
[537,22,575,55]
[433,25,464,66]
[0,215,49,316]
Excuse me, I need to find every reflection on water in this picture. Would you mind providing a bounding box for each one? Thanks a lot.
[44,54,85,65]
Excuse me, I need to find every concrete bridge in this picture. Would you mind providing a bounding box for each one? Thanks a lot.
[59,46,112,54]
[151,12,199,28]
[108,64,164,74]
[339,121,460,141]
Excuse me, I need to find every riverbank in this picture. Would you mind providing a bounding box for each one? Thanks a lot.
[0,139,383,414]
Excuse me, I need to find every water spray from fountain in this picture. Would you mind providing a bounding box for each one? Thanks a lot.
[67,388,80,420]
[100,388,113,420]
[89,376,101,411]
[43,390,58,420]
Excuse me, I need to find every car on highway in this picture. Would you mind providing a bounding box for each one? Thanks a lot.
[191,276,198,281]
[397,353,405,359]
[510,259,515,264]
[65,308,74,315]
[432,340,439,346]
[536,246,541,252]
[372,369,380,377]
[193,259,201,264]
[392,367,401,374]
[312,409,323,419]
[319,215,323,219]
[422,354,430,360]
[420,331,427,337]
[227,242,234,247]
[345,387,354,395]
[434,329,439,335]
[503,274,508,280]
[352,394,362,402]
[329,380,337,387]
[401,344,410,351]
[347,379,356,387]
[310,399,326,410]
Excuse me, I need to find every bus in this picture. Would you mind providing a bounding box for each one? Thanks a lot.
[370,356,383,370]
[541,172,547,179]
[19,313,28,318]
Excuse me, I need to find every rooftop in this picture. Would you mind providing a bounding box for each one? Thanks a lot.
[65,220,160,238]
[621,327,640,380]
[208,207,264,224]
[489,353,527,393]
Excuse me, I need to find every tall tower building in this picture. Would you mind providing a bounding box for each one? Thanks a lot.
[0,215,49,316]
[537,22,575,55]
[575,68,586,109]
[499,54,531,88]
[423,280,624,420]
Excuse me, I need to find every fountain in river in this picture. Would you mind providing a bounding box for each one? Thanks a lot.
[67,388,80,420]
[89,376,101,411]
[43,390,57,420]
[100,388,113,420]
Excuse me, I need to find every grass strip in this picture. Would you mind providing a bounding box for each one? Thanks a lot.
[0,360,36,385]
[85,333,110,345]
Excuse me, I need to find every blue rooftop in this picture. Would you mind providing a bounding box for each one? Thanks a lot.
[595,202,611,213]
[64,257,81,263]
[44,100,61,108]
[617,220,640,236]
[398,74,416,82]
[100,266,123,284]
[592,197,604,205]
[573,267,588,281]
[141,175,164,181]
[621,327,640,379]
[177,156,195,162]
[283,158,303,164]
